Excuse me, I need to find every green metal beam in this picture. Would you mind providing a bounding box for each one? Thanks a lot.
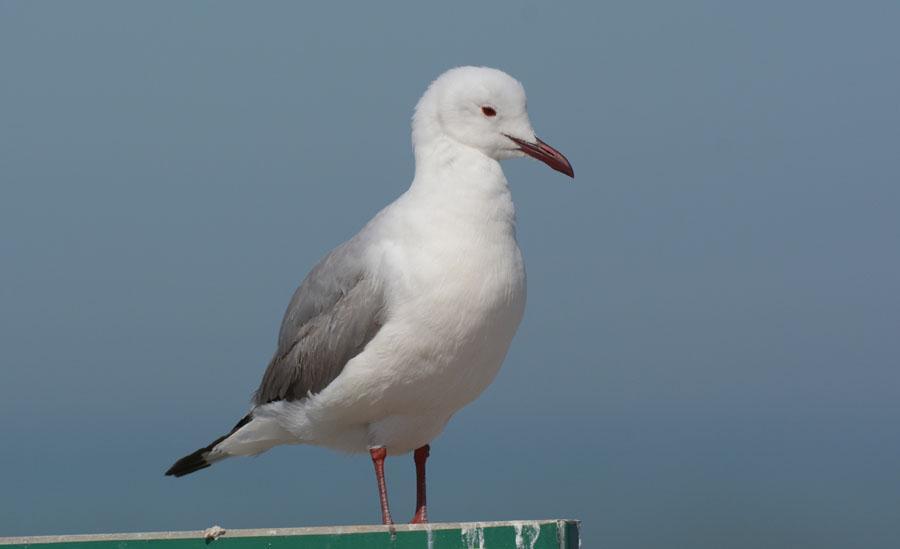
[1,520,580,549]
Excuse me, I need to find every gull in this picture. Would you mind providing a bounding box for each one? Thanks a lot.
[165,66,574,525]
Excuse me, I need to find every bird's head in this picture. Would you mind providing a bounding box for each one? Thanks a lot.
[412,66,574,178]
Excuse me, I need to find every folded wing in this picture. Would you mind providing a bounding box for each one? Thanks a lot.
[254,238,386,405]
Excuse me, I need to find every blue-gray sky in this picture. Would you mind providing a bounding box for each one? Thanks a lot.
[2,1,899,547]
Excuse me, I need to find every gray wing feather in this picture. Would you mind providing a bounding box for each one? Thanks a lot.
[253,238,385,405]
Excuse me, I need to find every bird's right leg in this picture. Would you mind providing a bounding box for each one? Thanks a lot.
[369,446,394,525]
[410,444,430,524]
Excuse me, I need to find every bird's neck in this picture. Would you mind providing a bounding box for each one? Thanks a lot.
[412,136,506,191]
[408,136,516,228]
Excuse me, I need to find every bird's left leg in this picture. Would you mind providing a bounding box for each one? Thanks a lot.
[369,446,394,525]
[410,444,430,524]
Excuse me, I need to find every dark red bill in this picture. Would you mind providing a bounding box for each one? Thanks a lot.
[505,134,574,178]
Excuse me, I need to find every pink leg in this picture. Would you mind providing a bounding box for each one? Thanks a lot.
[410,444,430,524]
[369,447,394,525]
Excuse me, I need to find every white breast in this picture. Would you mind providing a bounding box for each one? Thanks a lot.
[365,161,527,415]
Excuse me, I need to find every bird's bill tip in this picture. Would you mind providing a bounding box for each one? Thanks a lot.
[506,135,574,178]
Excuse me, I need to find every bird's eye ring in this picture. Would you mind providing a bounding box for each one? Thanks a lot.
[481,106,497,117]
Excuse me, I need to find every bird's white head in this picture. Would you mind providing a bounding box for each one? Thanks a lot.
[413,66,574,178]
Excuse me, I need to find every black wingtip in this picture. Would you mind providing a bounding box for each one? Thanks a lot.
[165,448,212,477]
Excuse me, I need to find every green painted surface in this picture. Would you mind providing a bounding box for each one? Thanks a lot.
[1,520,580,549]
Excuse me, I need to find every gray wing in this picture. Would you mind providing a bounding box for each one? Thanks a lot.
[253,238,385,406]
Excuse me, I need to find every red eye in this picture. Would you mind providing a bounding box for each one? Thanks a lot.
[481,106,497,117]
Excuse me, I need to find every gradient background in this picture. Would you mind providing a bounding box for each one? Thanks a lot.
[2,1,899,547]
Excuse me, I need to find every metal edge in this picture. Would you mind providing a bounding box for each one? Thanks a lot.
[555,519,582,549]
[0,519,580,546]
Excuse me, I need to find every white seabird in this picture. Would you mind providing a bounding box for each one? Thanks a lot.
[166,66,574,525]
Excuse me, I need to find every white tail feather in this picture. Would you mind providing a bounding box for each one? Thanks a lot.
[209,416,294,459]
